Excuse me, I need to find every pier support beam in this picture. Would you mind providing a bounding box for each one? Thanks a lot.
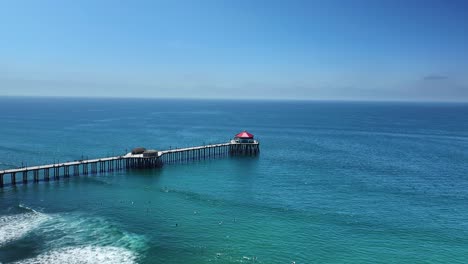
[33,170,39,183]
[54,166,60,180]
[23,171,28,184]
[44,168,50,181]
[91,162,97,174]
[73,165,79,176]
[11,172,16,186]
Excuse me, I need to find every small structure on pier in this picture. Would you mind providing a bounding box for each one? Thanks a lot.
[131,147,146,154]
[230,130,259,155]
[143,149,159,157]
[234,131,255,143]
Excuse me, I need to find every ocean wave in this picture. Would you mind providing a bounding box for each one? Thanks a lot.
[1,206,147,262]
[38,212,149,252]
[13,246,136,264]
[0,205,50,247]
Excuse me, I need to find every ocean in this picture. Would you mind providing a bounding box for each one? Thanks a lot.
[1,97,468,263]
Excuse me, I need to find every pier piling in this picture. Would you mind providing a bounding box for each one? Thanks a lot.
[23,171,28,184]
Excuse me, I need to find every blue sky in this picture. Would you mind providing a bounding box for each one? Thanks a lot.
[1,0,467,101]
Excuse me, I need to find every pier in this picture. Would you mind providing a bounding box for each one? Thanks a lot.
[0,132,259,188]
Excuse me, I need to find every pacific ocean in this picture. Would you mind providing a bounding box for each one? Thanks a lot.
[1,97,468,263]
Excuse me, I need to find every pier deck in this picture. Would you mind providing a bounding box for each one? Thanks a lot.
[0,140,259,187]
[0,156,124,175]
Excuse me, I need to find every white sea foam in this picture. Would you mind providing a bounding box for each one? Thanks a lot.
[0,208,50,247]
[14,246,137,264]
[38,213,149,252]
[1,208,145,263]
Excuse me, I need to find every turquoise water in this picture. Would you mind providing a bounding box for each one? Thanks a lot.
[1,97,468,263]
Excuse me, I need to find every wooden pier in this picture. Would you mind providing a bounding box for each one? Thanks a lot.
[0,140,259,188]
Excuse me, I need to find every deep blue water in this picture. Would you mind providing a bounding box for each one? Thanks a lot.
[1,97,468,263]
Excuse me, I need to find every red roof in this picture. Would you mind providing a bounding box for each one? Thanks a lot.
[235,131,254,139]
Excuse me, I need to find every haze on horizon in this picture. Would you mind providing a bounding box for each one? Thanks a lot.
[1,0,467,101]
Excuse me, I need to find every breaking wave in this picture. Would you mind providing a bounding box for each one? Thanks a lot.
[38,212,149,252]
[0,205,50,247]
[13,246,137,264]
[1,205,147,263]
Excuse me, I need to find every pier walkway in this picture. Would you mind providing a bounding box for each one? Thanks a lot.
[0,140,259,187]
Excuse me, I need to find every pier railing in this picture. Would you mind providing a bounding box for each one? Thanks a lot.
[0,140,259,188]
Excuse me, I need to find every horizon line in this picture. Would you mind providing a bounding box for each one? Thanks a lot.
[1,94,468,104]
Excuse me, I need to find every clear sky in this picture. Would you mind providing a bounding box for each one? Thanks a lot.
[1,0,467,101]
